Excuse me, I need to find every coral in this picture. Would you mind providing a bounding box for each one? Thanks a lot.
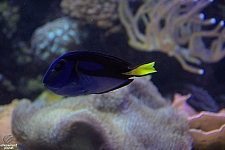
[0,1,20,39]
[188,109,225,150]
[172,94,225,150]
[60,0,121,34]
[0,100,18,145]
[31,17,87,62]
[182,84,219,112]
[118,0,225,74]
[171,93,198,117]
[11,78,192,150]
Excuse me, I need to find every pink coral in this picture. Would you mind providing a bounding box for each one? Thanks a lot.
[172,94,225,150]
[188,109,225,150]
[172,93,198,116]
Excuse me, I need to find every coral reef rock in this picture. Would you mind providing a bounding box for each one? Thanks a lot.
[11,78,193,150]
[31,17,87,62]
[61,0,119,29]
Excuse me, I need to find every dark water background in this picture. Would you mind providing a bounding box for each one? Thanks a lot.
[0,0,224,113]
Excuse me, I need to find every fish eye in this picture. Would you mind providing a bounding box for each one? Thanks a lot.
[54,59,67,72]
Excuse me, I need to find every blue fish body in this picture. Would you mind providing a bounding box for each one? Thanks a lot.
[43,51,156,96]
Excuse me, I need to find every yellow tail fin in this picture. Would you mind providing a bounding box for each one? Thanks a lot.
[123,62,157,76]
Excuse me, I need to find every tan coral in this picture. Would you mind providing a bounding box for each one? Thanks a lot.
[60,0,119,29]
[172,93,225,149]
[0,99,19,145]
[11,78,193,150]
[119,0,225,74]
[188,109,225,150]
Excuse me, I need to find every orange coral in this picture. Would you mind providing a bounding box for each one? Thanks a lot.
[188,109,225,150]
[172,93,225,149]
[0,99,19,145]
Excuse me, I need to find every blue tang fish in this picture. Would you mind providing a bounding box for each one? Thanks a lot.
[43,51,157,96]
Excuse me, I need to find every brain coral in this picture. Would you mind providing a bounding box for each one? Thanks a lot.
[31,17,87,62]
[12,78,193,150]
[60,0,119,30]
